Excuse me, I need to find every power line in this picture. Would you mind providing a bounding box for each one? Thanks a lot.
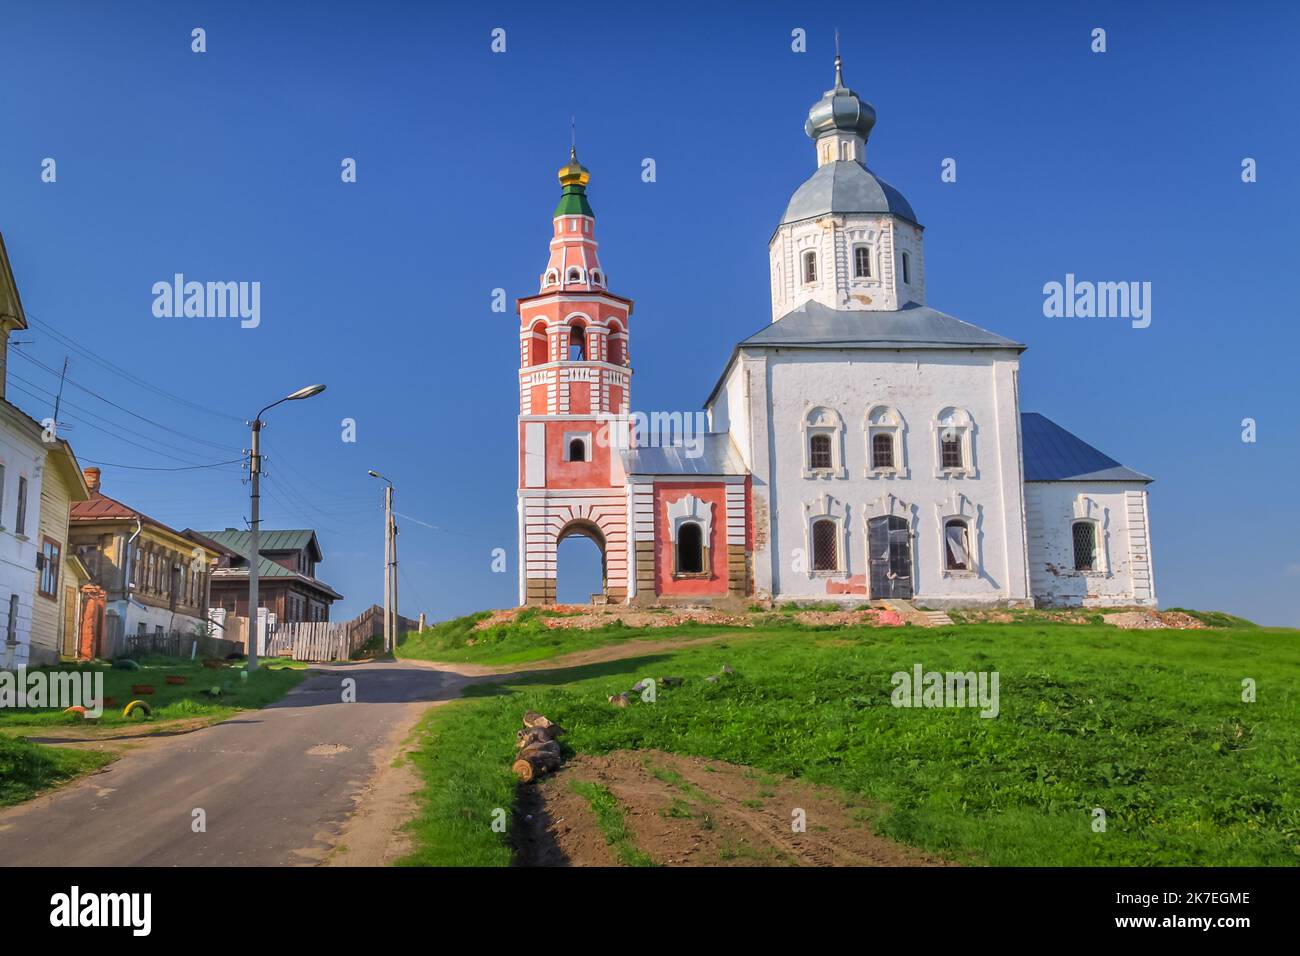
[23,310,244,423]
[10,348,240,452]
[7,372,240,463]
[75,456,245,472]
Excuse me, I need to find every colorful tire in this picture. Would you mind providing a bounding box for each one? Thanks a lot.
[62,705,87,716]
[123,700,152,718]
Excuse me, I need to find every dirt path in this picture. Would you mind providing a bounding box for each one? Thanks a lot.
[403,630,753,680]
[515,750,951,867]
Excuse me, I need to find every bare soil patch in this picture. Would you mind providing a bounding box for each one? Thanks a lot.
[513,749,951,867]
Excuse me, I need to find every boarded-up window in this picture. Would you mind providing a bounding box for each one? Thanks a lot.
[811,519,838,571]
[809,434,832,470]
[1072,521,1097,571]
[871,432,894,469]
[944,520,970,571]
[676,522,705,575]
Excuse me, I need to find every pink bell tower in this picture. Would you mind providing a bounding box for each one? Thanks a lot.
[516,149,633,605]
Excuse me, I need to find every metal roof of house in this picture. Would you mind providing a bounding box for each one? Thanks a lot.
[621,433,747,476]
[71,491,211,548]
[200,528,323,562]
[743,300,1024,350]
[779,161,918,228]
[200,528,341,600]
[1021,412,1152,482]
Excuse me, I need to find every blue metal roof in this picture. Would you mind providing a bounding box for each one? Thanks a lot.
[1021,412,1152,483]
[621,433,746,476]
[742,300,1024,350]
[779,161,918,228]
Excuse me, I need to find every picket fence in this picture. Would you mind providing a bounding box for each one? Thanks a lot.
[265,620,357,662]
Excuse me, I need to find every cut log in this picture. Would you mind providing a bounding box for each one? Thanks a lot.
[522,711,555,730]
[512,744,562,783]
[516,726,561,749]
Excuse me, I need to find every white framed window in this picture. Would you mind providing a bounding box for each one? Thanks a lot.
[1072,520,1100,573]
[864,405,905,477]
[590,269,603,286]
[801,406,845,479]
[543,269,559,287]
[563,432,592,462]
[853,245,873,279]
[944,519,971,572]
[933,407,975,478]
[802,250,817,284]
[803,494,848,577]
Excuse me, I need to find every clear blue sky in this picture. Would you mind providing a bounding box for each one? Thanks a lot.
[2,1,1296,624]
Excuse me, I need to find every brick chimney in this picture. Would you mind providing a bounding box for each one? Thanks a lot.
[83,467,102,494]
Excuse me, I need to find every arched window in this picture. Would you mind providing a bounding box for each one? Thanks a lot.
[811,518,838,572]
[676,521,704,575]
[871,432,894,470]
[854,246,872,279]
[569,438,587,462]
[935,407,973,476]
[544,270,559,287]
[568,324,587,361]
[802,250,818,284]
[944,519,970,571]
[809,433,832,470]
[590,270,603,286]
[567,267,582,283]
[606,327,624,366]
[529,322,548,366]
[940,432,963,469]
[1072,521,1098,572]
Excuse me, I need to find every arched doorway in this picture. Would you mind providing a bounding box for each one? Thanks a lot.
[556,520,607,604]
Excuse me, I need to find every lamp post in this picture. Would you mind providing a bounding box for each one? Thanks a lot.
[247,383,326,670]
[368,470,396,653]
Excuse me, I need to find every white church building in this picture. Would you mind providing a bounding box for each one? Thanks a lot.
[513,56,1156,610]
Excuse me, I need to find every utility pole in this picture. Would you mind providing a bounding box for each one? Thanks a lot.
[369,470,397,653]
[390,505,399,652]
[248,417,262,669]
[246,384,326,669]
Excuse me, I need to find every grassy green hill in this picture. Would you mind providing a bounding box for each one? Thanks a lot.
[398,618,1300,867]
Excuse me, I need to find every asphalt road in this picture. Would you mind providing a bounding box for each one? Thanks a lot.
[0,660,457,866]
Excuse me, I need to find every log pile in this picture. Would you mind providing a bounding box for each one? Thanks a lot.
[511,710,565,783]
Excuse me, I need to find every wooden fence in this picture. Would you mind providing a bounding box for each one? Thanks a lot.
[266,621,357,661]
[116,630,241,661]
[212,604,422,663]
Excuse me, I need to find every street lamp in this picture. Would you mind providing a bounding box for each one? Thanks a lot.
[368,470,396,654]
[246,384,326,670]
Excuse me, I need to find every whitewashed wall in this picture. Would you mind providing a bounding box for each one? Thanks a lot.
[1025,481,1156,607]
[0,426,47,669]
[734,347,1030,606]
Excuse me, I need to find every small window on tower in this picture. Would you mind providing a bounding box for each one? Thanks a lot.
[802,251,817,284]
[569,325,586,361]
[901,251,911,285]
[854,246,872,279]
[567,268,582,283]
[569,438,586,462]
[591,270,602,286]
